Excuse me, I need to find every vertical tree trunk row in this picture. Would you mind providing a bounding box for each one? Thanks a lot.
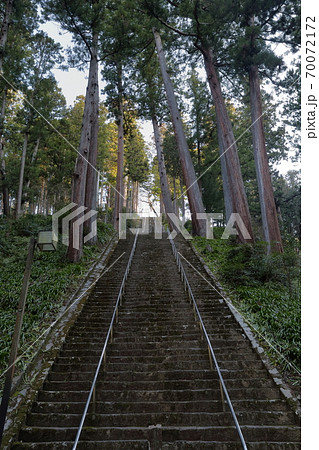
[67,42,98,261]
[152,115,178,231]
[200,44,254,243]
[113,63,125,231]
[132,181,139,213]
[84,35,99,244]
[0,89,9,216]
[16,132,29,218]
[153,29,206,237]
[249,64,283,253]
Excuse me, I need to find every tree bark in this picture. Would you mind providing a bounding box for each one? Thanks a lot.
[160,193,164,214]
[113,64,125,231]
[200,43,254,243]
[132,181,139,213]
[180,176,185,221]
[0,88,9,216]
[84,34,99,244]
[248,65,283,252]
[215,112,232,222]
[172,177,178,217]
[67,49,97,261]
[0,0,14,72]
[152,115,177,231]
[248,17,283,253]
[16,132,29,218]
[123,176,128,210]
[153,29,206,237]
[25,137,40,191]
[197,138,202,193]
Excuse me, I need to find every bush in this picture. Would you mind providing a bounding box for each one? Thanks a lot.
[0,215,114,384]
[12,214,52,237]
[193,234,301,372]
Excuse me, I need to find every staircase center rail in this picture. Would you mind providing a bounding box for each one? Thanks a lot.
[168,235,248,450]
[72,231,139,450]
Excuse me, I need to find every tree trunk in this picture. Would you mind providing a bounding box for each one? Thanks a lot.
[113,64,125,231]
[123,176,128,210]
[215,112,232,222]
[132,181,139,213]
[180,176,185,221]
[160,193,164,214]
[84,35,99,244]
[16,132,29,218]
[152,115,177,231]
[67,48,97,261]
[1,156,9,216]
[200,43,254,243]
[0,0,14,72]
[172,177,178,217]
[26,138,40,190]
[197,137,202,192]
[248,17,283,253]
[249,65,283,253]
[153,29,206,237]
[0,88,9,216]
[39,179,45,214]
[126,179,131,213]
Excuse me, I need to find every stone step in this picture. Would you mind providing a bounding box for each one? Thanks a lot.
[49,369,217,382]
[51,363,267,378]
[51,359,212,372]
[162,442,301,450]
[54,355,266,371]
[26,410,296,428]
[14,235,299,449]
[12,440,150,449]
[47,371,275,390]
[39,386,281,402]
[18,425,301,444]
[33,398,292,415]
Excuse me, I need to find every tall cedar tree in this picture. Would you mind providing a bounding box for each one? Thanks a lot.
[140,0,254,242]
[153,29,206,236]
[136,52,180,231]
[41,0,104,261]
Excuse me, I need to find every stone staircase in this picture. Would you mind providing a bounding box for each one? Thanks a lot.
[11,233,300,449]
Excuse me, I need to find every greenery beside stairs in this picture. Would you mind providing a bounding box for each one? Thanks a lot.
[192,229,301,391]
[0,214,114,387]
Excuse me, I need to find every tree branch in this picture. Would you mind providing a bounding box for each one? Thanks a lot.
[63,0,92,56]
[165,0,180,7]
[141,0,197,38]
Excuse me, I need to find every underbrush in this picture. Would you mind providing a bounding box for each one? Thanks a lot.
[0,215,115,384]
[193,229,301,386]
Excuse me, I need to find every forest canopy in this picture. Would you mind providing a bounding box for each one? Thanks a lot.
[0,0,300,260]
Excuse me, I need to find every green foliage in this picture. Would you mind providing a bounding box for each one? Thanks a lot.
[10,214,52,237]
[193,233,301,373]
[0,215,114,383]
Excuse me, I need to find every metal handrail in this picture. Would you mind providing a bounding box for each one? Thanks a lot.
[72,231,139,450]
[168,235,248,450]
